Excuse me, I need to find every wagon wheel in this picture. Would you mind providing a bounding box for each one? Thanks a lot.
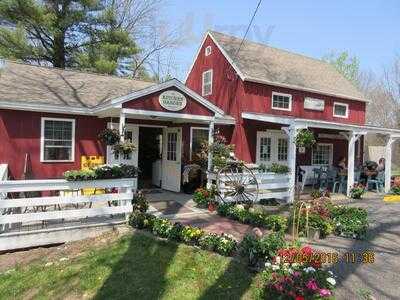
[216,163,259,204]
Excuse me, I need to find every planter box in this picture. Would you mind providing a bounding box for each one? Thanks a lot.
[384,195,400,203]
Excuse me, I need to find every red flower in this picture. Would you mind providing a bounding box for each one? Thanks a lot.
[295,296,305,300]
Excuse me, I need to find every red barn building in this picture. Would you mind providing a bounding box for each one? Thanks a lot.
[0,30,399,200]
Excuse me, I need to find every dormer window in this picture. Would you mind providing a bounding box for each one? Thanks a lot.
[271,92,292,111]
[205,46,212,56]
[202,69,213,96]
[333,102,349,118]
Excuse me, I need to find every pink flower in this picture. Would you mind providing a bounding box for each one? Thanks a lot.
[293,271,301,277]
[306,279,318,291]
[319,289,332,297]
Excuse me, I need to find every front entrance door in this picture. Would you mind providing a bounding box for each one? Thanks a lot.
[162,127,182,192]
[107,124,139,167]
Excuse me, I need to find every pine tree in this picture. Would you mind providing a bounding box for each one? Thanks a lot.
[0,0,139,74]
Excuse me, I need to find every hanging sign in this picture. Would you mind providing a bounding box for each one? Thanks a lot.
[159,90,187,111]
[304,97,325,111]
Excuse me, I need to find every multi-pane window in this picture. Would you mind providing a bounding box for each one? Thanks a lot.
[191,128,209,160]
[333,102,349,118]
[202,69,213,96]
[272,92,292,111]
[41,118,75,162]
[167,132,178,161]
[205,46,212,56]
[312,144,333,165]
[277,138,288,161]
[259,137,271,162]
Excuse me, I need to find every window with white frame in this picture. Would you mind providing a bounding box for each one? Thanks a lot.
[272,92,292,111]
[202,69,213,96]
[256,131,288,165]
[41,118,75,162]
[312,144,333,166]
[190,127,209,160]
[205,45,212,56]
[333,102,349,118]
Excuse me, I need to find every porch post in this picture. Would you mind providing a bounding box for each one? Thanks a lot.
[384,135,394,193]
[206,120,215,188]
[285,124,297,203]
[347,132,356,196]
[119,112,126,141]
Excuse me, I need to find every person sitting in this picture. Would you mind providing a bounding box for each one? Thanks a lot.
[377,158,385,172]
[337,156,347,174]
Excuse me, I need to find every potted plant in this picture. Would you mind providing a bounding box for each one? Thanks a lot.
[208,198,217,212]
[295,129,316,148]
[98,128,120,145]
[112,140,136,155]
[349,184,365,199]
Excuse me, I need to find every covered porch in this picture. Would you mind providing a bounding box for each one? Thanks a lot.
[242,112,400,201]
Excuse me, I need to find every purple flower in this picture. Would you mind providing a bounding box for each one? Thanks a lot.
[293,271,301,277]
[306,279,318,291]
[319,289,332,297]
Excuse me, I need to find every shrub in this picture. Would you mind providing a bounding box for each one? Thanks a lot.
[264,215,288,232]
[199,233,220,251]
[215,234,237,256]
[330,206,368,239]
[240,232,287,267]
[129,211,155,230]
[152,218,173,238]
[389,186,400,195]
[64,164,139,181]
[132,192,148,213]
[350,184,365,199]
[168,222,185,242]
[181,226,204,244]
[289,212,334,239]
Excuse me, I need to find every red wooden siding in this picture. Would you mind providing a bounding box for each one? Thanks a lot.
[0,109,106,180]
[122,87,214,116]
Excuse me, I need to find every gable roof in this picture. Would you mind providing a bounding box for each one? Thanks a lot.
[0,60,155,109]
[207,31,367,102]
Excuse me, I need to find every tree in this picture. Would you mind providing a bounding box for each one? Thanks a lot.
[0,0,139,74]
[323,51,360,86]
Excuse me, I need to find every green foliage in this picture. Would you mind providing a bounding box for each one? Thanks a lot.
[389,186,400,195]
[64,164,138,181]
[350,184,366,199]
[198,233,220,251]
[294,129,316,148]
[181,225,204,244]
[258,163,290,174]
[330,206,368,239]
[199,130,234,170]
[193,187,214,207]
[131,192,148,213]
[323,50,360,85]
[214,234,237,256]
[240,232,287,267]
[152,218,173,238]
[112,140,136,155]
[128,211,155,230]
[217,203,288,232]
[167,222,185,242]
[98,128,120,145]
[0,0,139,74]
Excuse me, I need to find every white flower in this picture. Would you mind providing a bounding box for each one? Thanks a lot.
[287,268,293,274]
[235,204,245,210]
[275,256,281,264]
[272,265,280,271]
[292,263,299,268]
[303,266,316,273]
[328,271,334,275]
[327,277,336,286]
[265,262,272,268]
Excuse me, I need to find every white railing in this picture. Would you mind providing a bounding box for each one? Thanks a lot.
[208,171,291,202]
[0,178,136,230]
[0,164,7,201]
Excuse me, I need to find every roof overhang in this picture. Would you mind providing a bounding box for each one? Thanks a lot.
[0,100,93,115]
[242,112,400,135]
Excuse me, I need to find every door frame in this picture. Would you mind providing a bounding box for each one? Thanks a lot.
[161,127,183,192]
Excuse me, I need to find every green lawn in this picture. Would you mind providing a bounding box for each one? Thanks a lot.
[0,232,264,300]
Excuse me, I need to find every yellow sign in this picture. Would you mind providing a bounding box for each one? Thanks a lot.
[81,156,105,195]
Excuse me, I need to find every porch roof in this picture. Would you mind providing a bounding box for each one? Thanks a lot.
[242,112,400,136]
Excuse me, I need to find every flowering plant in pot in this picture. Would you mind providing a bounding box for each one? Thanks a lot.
[295,129,316,148]
[98,128,120,145]
[349,184,365,199]
[112,140,136,155]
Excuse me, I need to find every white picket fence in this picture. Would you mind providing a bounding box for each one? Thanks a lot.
[209,171,291,202]
[0,178,137,232]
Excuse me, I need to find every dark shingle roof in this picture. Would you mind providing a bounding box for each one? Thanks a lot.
[209,31,366,101]
[0,60,155,108]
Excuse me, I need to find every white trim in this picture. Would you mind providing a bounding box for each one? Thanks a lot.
[0,100,92,115]
[190,126,209,160]
[122,108,214,122]
[40,117,75,163]
[202,69,213,96]
[205,45,212,56]
[311,143,333,166]
[256,130,289,165]
[271,92,292,111]
[333,102,349,118]
[241,112,400,134]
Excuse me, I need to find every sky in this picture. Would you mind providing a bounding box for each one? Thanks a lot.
[161,0,400,80]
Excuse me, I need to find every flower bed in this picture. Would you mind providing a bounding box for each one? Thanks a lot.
[217,203,288,232]
[330,206,368,239]
[64,164,138,181]
[262,246,336,299]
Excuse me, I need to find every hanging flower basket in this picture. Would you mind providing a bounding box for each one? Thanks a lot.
[295,129,316,148]
[112,141,136,155]
[98,128,120,145]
